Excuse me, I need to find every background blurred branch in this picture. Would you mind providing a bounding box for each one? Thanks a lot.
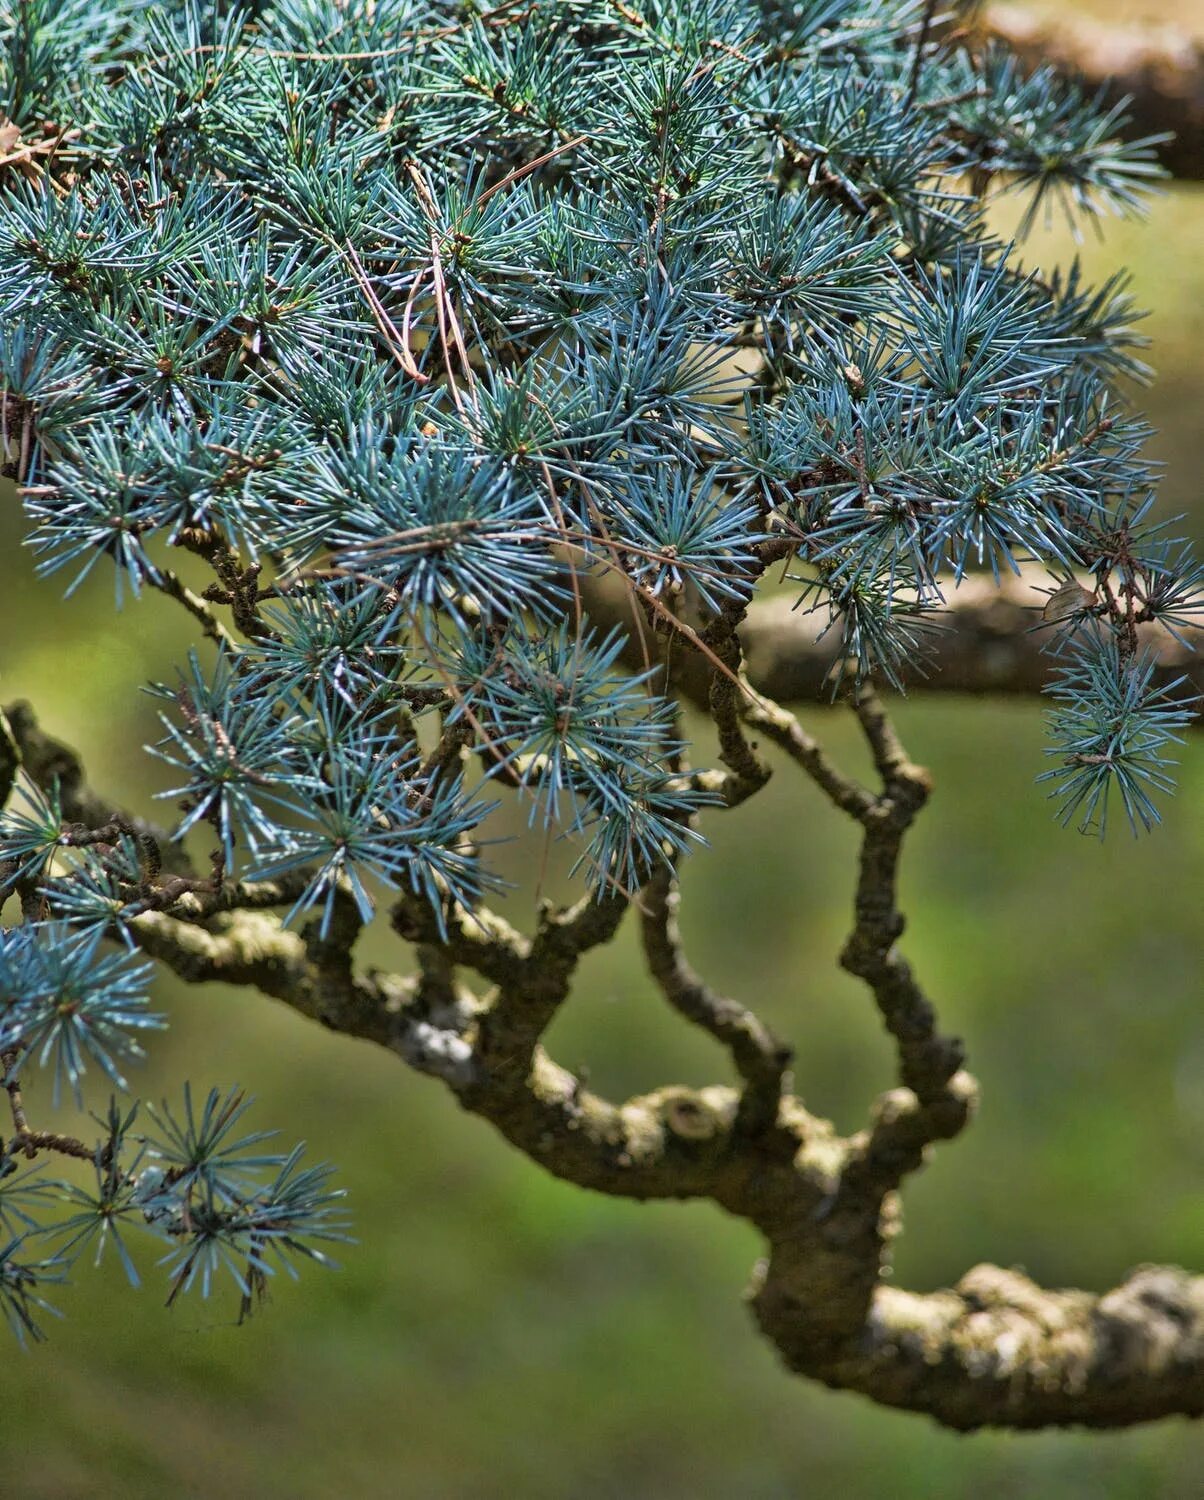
[579,567,1204,723]
[981,5,1204,179]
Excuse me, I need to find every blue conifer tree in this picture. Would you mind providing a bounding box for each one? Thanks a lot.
[0,0,1199,1414]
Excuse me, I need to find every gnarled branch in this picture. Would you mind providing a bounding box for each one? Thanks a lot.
[639,865,792,1133]
[10,687,1203,1432]
[755,1261,1204,1430]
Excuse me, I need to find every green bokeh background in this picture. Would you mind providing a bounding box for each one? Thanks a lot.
[2,37,1203,1500]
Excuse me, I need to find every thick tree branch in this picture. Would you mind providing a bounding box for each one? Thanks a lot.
[116,860,1204,1430]
[754,1261,1204,1430]
[983,5,1204,181]
[132,907,398,1044]
[11,694,1202,1431]
[0,708,18,810]
[135,901,824,1209]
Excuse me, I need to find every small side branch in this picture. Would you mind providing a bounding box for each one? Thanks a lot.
[393,886,631,1073]
[150,569,236,649]
[3,1051,96,1163]
[639,866,792,1132]
[838,683,977,1192]
[392,891,532,990]
[474,891,632,1073]
[741,684,877,819]
[704,602,774,803]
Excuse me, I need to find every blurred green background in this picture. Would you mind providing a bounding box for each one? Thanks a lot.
[2,19,1204,1500]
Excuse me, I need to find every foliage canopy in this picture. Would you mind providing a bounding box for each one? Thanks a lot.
[0,0,1199,1355]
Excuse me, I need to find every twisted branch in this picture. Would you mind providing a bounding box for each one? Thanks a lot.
[7,686,1203,1431]
[639,865,792,1133]
[836,684,977,1201]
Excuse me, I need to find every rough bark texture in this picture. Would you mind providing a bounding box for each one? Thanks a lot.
[7,691,1201,1432]
[758,1265,1204,1430]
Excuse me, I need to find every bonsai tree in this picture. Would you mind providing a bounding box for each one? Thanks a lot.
[1,0,1201,1430]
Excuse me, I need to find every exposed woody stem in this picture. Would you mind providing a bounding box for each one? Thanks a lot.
[836,683,977,1198]
[703,600,775,801]
[128,890,1204,1431]
[2,700,193,874]
[8,688,1204,1431]
[754,1262,1204,1429]
[3,1049,98,1164]
[639,865,793,1133]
